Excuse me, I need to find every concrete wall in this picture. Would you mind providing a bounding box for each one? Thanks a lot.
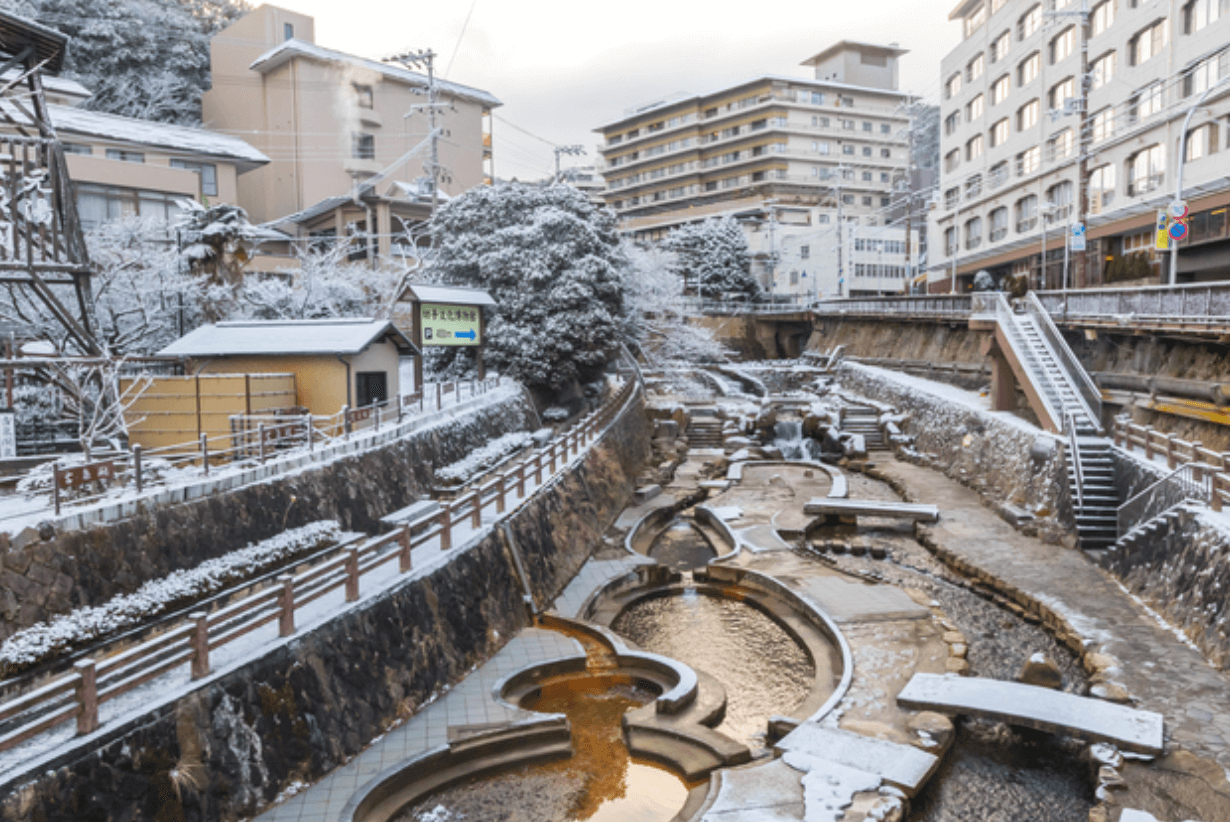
[838,361,1075,544]
[0,387,651,822]
[808,317,983,368]
[0,395,535,643]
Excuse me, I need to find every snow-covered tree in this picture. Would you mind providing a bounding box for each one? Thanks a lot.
[662,216,760,300]
[0,0,249,125]
[623,242,729,366]
[239,242,402,321]
[428,183,628,391]
[42,358,151,459]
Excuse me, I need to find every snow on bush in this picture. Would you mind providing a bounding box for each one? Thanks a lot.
[542,407,569,422]
[0,520,347,675]
[435,432,533,487]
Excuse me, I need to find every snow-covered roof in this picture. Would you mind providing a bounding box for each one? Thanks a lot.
[0,11,66,74]
[0,69,90,103]
[45,105,270,168]
[401,284,495,306]
[249,40,502,109]
[158,318,417,357]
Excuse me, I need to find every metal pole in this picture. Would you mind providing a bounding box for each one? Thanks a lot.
[1170,77,1228,284]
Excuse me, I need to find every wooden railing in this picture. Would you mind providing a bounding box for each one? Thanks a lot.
[1113,418,1230,512]
[0,377,638,756]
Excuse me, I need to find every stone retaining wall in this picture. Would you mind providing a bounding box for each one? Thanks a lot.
[0,394,535,642]
[0,387,651,822]
[838,362,1075,544]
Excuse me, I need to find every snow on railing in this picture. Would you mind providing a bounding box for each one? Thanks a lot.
[4,378,505,527]
[0,376,641,762]
[1117,462,1214,537]
[1113,418,1230,515]
[812,295,974,320]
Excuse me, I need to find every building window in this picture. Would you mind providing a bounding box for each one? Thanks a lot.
[967,93,985,120]
[989,160,1010,189]
[945,148,961,172]
[965,2,988,37]
[1185,53,1229,97]
[991,30,1011,63]
[863,171,873,181]
[965,216,983,250]
[1016,194,1038,232]
[356,372,388,407]
[945,187,960,209]
[105,148,144,163]
[169,159,219,197]
[1050,26,1076,64]
[945,226,958,256]
[862,121,873,132]
[966,134,984,161]
[1088,164,1116,213]
[1049,77,1075,111]
[968,52,986,81]
[284,22,294,40]
[1016,145,1040,175]
[843,194,855,204]
[61,142,91,155]
[990,117,1010,147]
[354,84,373,108]
[1045,180,1073,221]
[945,111,961,135]
[989,206,1008,241]
[862,195,873,206]
[1130,19,1169,65]
[842,119,855,130]
[881,172,890,182]
[1091,107,1115,142]
[1017,98,1040,130]
[352,133,375,159]
[881,123,891,134]
[1186,122,1219,161]
[1092,0,1116,36]
[946,73,963,99]
[843,144,855,155]
[1091,51,1116,89]
[1018,4,1042,39]
[880,147,892,158]
[1047,128,1074,160]
[862,146,872,156]
[1185,0,1223,33]
[966,173,983,199]
[991,74,1011,105]
[801,245,810,259]
[76,184,183,230]
[1128,144,1165,195]
[1018,51,1040,85]
[1132,81,1165,121]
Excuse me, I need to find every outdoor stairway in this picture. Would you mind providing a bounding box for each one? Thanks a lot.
[842,406,888,451]
[1006,303,1117,550]
[686,415,725,449]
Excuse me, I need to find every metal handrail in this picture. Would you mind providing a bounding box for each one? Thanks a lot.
[812,295,973,320]
[1025,292,1104,430]
[992,293,1064,431]
[1117,461,1213,536]
[1066,410,1085,512]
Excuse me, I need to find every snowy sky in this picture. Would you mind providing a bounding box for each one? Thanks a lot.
[266,0,959,181]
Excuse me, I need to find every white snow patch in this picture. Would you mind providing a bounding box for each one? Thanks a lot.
[436,431,531,485]
[708,506,744,522]
[783,751,882,822]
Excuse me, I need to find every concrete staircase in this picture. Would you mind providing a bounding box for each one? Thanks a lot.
[1067,436,1119,550]
[686,415,725,450]
[841,406,888,451]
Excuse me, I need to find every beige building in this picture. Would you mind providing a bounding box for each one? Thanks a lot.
[202,3,500,251]
[0,72,268,231]
[594,42,920,298]
[930,0,1230,292]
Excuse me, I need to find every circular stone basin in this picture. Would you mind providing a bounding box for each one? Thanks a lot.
[648,520,717,571]
[611,589,815,749]
[394,672,694,822]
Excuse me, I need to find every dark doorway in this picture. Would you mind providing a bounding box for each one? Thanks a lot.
[356,371,388,407]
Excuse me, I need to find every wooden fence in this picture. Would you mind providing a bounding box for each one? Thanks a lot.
[0,378,637,754]
[1113,418,1230,511]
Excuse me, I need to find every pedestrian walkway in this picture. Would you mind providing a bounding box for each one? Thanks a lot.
[880,458,1230,769]
[551,554,653,619]
[255,628,582,822]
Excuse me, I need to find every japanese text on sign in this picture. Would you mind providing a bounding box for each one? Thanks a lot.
[420,302,481,347]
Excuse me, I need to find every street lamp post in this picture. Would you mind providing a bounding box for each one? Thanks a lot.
[1170,76,1230,284]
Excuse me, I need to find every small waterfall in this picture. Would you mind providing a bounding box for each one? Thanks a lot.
[773,419,823,461]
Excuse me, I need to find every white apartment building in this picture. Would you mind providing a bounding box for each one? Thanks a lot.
[930,0,1230,292]
[595,42,922,298]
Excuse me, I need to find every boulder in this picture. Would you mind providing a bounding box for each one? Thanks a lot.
[1017,652,1063,689]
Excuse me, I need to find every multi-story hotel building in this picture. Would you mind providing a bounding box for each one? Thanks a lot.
[929,0,1230,292]
[594,41,921,298]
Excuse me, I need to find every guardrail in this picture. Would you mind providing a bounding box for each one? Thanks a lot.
[677,298,811,316]
[0,376,639,757]
[812,295,973,321]
[1113,418,1230,516]
[1118,462,1214,537]
[1036,282,1230,332]
[992,292,1064,432]
[9,379,504,525]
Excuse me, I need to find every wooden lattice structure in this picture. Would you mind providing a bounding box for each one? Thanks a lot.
[0,12,98,354]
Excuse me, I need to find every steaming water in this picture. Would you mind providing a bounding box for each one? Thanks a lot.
[612,591,815,749]
[773,419,825,461]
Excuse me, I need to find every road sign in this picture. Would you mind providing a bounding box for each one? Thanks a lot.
[419,302,482,347]
[1169,220,1189,241]
[1168,200,1189,220]
[1155,210,1170,250]
[1070,222,1086,252]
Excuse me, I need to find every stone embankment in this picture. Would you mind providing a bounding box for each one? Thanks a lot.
[0,384,651,822]
[0,392,535,642]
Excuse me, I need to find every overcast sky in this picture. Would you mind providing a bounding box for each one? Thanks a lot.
[270,0,960,181]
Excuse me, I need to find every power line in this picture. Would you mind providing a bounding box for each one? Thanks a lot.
[444,0,480,79]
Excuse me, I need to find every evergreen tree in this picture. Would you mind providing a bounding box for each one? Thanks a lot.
[662,216,761,299]
[429,184,629,392]
[0,0,249,125]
